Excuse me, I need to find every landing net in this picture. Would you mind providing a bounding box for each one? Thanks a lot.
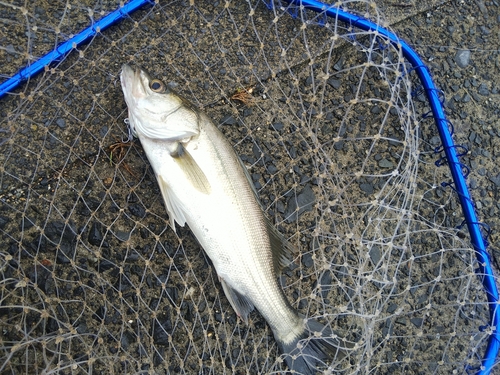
[0,1,498,374]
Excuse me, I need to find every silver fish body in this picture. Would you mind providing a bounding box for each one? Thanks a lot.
[120,64,347,373]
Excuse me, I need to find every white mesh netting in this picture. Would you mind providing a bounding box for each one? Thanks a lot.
[0,1,497,374]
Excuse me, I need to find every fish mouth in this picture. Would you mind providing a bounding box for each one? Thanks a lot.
[120,64,151,102]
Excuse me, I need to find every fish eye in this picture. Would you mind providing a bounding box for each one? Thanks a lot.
[149,79,166,93]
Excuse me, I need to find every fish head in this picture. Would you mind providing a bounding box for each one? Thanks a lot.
[120,64,197,141]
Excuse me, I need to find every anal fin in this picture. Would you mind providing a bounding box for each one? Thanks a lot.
[219,277,254,324]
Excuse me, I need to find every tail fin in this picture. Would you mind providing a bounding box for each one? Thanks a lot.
[275,319,350,374]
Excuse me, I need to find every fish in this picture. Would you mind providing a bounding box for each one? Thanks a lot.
[120,64,350,374]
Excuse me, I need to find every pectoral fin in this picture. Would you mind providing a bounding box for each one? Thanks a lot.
[158,174,188,231]
[171,143,211,194]
[219,277,254,324]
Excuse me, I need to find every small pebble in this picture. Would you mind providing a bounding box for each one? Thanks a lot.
[455,49,471,68]
[56,118,66,128]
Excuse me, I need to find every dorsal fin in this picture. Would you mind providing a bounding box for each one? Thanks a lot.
[266,218,295,272]
[237,156,296,272]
